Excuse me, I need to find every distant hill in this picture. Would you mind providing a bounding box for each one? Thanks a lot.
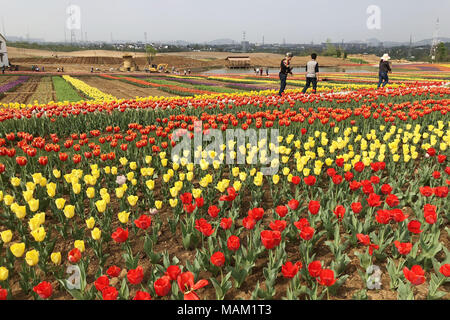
[347,37,450,48]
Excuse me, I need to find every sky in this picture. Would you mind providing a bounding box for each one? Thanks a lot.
[1,0,448,43]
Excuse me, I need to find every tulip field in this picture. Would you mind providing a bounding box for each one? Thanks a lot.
[0,72,449,301]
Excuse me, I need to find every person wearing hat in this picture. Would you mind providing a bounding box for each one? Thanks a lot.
[279,53,293,96]
[378,53,392,89]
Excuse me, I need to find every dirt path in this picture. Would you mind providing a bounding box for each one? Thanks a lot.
[0,77,41,104]
[76,76,177,99]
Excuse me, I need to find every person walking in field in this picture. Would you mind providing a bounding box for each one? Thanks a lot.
[266,67,269,76]
[377,53,392,89]
[260,68,263,76]
[279,52,293,96]
[302,53,319,94]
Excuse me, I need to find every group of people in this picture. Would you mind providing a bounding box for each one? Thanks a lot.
[278,52,392,96]
[31,65,45,72]
[254,67,269,76]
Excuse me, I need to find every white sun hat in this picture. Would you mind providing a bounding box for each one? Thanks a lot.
[381,53,391,61]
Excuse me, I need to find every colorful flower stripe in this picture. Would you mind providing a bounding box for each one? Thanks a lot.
[62,76,117,101]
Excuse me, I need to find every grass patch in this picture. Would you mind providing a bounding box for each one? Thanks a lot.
[52,76,84,102]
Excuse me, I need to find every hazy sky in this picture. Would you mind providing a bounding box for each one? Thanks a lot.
[1,0,448,43]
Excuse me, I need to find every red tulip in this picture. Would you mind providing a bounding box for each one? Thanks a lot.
[165,265,181,281]
[68,248,81,264]
[111,227,129,243]
[101,286,118,300]
[33,281,52,299]
[408,220,422,234]
[317,269,336,287]
[127,266,144,285]
[308,200,320,215]
[275,205,288,217]
[106,265,121,277]
[308,261,322,278]
[134,214,152,230]
[220,217,233,230]
[260,230,281,249]
[227,235,240,251]
[403,265,425,285]
[394,241,412,255]
[133,290,152,300]
[210,252,225,267]
[94,275,110,291]
[154,276,172,296]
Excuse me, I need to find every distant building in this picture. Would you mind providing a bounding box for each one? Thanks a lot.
[0,33,9,67]
[226,56,251,68]
[241,41,249,53]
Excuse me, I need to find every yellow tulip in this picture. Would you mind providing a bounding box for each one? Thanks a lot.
[31,227,46,242]
[1,230,13,243]
[10,242,25,257]
[115,187,125,199]
[0,266,9,280]
[127,195,138,207]
[155,201,162,209]
[11,177,21,187]
[53,169,61,179]
[23,190,34,202]
[85,217,95,229]
[32,173,43,185]
[28,215,42,231]
[118,211,130,224]
[119,157,128,166]
[39,177,47,187]
[25,250,39,266]
[145,155,152,164]
[192,189,202,199]
[28,199,39,212]
[51,252,61,265]
[169,199,178,207]
[126,172,135,181]
[46,183,56,198]
[64,205,75,219]
[129,162,137,170]
[72,183,81,194]
[95,199,107,213]
[91,228,101,240]
[146,180,155,190]
[15,205,27,219]
[86,187,95,199]
[111,166,118,175]
[3,194,14,206]
[101,193,111,204]
[25,182,35,191]
[74,240,85,253]
[131,179,137,186]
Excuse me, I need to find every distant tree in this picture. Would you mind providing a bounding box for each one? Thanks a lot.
[343,51,348,59]
[336,48,342,58]
[436,42,448,62]
[324,39,337,56]
[145,45,157,65]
